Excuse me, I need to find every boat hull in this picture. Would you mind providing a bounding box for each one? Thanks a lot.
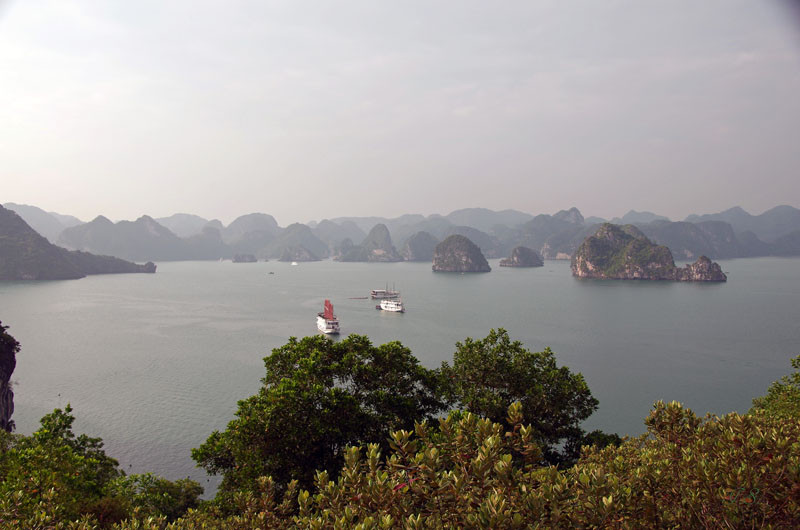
[317,315,340,334]
[377,299,405,313]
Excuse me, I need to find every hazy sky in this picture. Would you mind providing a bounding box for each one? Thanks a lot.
[2,1,800,226]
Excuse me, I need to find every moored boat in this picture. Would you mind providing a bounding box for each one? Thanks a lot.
[370,285,400,299]
[376,298,405,313]
[317,299,340,334]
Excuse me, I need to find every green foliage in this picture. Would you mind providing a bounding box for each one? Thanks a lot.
[573,223,678,279]
[7,334,800,528]
[440,328,599,465]
[33,405,122,487]
[108,474,203,522]
[0,406,201,528]
[0,321,20,363]
[192,334,446,496]
[751,355,800,419]
[432,234,490,272]
[0,406,122,525]
[124,401,800,529]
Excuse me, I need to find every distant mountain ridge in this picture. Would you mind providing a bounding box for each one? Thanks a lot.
[155,213,215,238]
[0,205,154,280]
[7,203,800,263]
[685,205,800,242]
[3,203,83,243]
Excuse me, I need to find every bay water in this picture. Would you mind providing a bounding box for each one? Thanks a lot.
[1,257,798,493]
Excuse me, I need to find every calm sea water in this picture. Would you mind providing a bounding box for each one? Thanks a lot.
[1,258,799,493]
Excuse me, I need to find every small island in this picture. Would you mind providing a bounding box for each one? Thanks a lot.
[571,223,727,281]
[232,253,257,263]
[432,234,491,272]
[499,246,544,267]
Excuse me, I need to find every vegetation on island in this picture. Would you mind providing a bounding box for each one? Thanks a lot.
[432,234,491,272]
[1,322,799,528]
[499,246,544,267]
[572,223,727,281]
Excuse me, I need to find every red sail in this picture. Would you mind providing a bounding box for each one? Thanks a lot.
[324,299,334,320]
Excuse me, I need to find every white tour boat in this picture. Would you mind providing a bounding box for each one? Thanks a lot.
[370,285,400,299]
[317,299,340,334]
[376,298,405,313]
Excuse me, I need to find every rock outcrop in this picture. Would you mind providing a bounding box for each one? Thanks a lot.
[673,255,727,281]
[401,231,439,262]
[0,321,19,432]
[279,245,320,262]
[339,224,403,262]
[571,223,727,282]
[0,205,156,280]
[499,246,544,267]
[432,235,491,272]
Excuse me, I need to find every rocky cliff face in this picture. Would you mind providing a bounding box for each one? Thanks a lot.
[432,235,491,272]
[674,256,727,281]
[499,246,544,267]
[0,322,19,432]
[571,224,727,282]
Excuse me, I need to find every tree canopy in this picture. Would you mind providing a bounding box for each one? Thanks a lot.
[192,334,446,495]
[2,332,800,528]
[440,328,599,465]
[751,354,800,419]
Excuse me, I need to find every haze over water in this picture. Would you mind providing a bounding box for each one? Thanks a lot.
[1,257,799,493]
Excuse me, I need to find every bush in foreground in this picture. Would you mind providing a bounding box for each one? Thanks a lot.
[122,400,800,529]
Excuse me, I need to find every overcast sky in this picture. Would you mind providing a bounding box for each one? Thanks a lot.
[2,0,799,225]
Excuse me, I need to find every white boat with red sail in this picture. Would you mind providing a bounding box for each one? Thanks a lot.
[317,299,340,334]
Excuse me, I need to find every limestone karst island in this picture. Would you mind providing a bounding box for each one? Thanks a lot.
[431,234,491,272]
[571,223,727,281]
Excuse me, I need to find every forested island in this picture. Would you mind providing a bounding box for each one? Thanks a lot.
[571,224,727,281]
[432,234,491,272]
[1,321,798,528]
[499,246,544,267]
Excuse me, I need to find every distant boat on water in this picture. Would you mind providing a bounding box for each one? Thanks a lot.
[370,283,399,299]
[376,298,405,313]
[317,299,340,334]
